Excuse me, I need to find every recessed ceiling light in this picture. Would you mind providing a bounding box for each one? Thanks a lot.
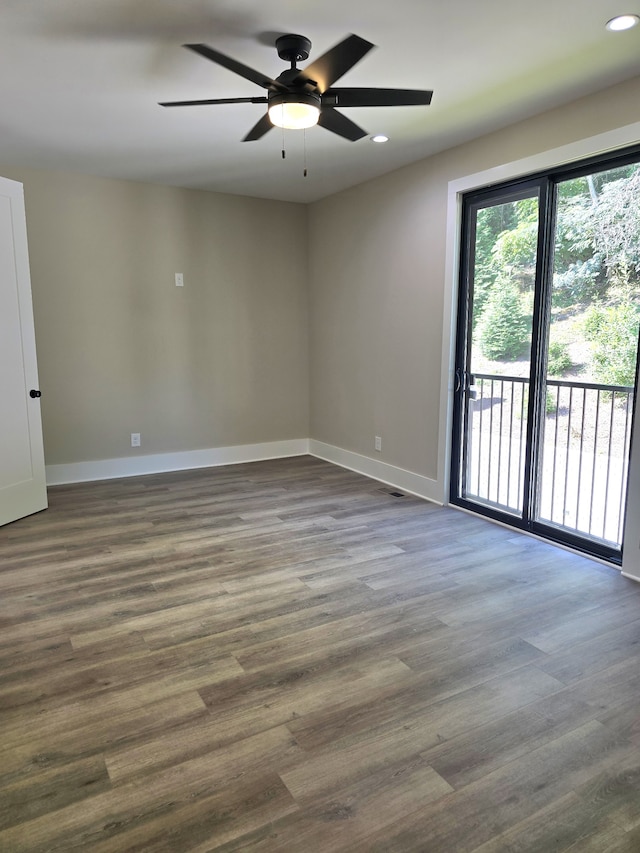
[371,134,389,143]
[606,13,640,31]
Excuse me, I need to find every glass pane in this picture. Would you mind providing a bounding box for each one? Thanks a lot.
[462,194,538,514]
[538,163,640,545]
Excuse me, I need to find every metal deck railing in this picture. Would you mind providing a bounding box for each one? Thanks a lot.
[465,373,634,547]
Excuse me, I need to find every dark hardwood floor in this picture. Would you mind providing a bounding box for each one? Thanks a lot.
[1,455,640,852]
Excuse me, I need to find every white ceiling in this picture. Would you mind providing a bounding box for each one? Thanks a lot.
[1,0,639,203]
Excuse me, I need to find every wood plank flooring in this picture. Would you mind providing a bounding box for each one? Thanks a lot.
[1,455,640,851]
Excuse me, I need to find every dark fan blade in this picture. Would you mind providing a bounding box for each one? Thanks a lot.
[294,34,374,93]
[243,113,273,141]
[184,43,287,92]
[318,108,367,141]
[322,88,433,107]
[159,97,268,107]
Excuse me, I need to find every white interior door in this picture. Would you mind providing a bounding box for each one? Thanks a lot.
[0,176,47,526]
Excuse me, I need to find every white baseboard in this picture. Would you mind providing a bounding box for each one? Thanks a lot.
[46,439,310,485]
[308,440,442,504]
[621,571,640,584]
[46,436,444,503]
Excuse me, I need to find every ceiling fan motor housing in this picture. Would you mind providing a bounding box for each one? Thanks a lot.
[269,62,321,121]
[275,34,312,64]
[268,90,321,110]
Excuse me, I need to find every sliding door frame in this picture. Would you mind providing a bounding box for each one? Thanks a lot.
[449,143,640,565]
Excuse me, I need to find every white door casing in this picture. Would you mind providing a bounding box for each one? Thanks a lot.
[0,176,47,526]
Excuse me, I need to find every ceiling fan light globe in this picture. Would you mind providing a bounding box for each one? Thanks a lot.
[268,93,320,130]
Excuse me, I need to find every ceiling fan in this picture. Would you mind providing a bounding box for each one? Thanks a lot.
[159,33,433,141]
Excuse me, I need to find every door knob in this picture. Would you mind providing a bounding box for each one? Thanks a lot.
[29,389,41,398]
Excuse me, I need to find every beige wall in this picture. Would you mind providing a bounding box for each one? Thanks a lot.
[308,75,640,482]
[3,73,640,495]
[0,168,309,465]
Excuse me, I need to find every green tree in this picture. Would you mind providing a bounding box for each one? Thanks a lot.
[547,340,573,377]
[552,167,640,308]
[582,301,640,386]
[552,179,603,307]
[473,202,517,323]
[491,196,539,284]
[478,277,531,361]
[473,197,538,329]
[593,171,640,289]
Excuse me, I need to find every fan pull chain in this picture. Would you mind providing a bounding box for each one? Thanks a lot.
[303,129,308,177]
[282,125,286,160]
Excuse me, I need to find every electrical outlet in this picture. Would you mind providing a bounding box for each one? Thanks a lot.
[131,433,141,447]
[175,273,184,287]
[375,436,382,452]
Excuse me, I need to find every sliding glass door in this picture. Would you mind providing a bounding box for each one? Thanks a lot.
[453,185,541,519]
[451,149,640,563]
